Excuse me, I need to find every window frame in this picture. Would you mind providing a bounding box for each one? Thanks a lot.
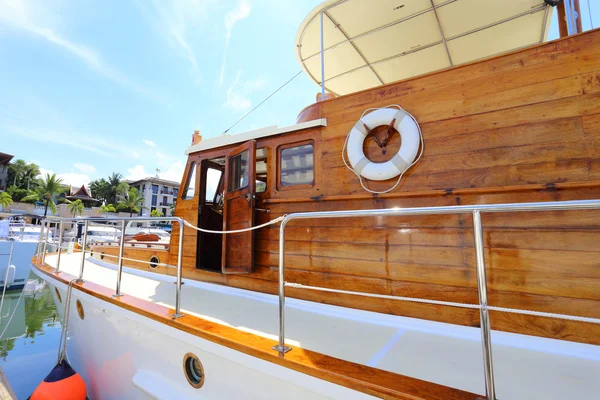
[276,139,315,191]
[181,161,198,200]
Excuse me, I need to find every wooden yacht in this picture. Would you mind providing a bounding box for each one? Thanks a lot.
[32,1,600,399]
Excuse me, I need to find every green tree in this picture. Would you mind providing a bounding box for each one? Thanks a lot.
[7,185,36,202]
[89,178,111,204]
[22,173,64,217]
[150,209,164,217]
[65,199,84,218]
[107,172,123,205]
[8,159,28,187]
[98,204,116,214]
[0,192,13,209]
[118,187,145,217]
[23,163,41,190]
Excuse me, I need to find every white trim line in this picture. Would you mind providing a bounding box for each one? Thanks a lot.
[185,118,327,154]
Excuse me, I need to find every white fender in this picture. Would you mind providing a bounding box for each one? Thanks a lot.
[347,108,420,181]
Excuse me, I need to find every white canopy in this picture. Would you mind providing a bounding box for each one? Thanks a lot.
[295,0,555,96]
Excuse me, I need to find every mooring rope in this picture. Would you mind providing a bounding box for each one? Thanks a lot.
[57,278,78,363]
[181,215,286,234]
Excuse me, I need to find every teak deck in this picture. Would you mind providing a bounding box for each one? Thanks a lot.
[93,28,600,351]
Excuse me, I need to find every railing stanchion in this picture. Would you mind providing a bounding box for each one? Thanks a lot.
[42,220,50,265]
[472,210,496,400]
[36,220,45,261]
[55,221,64,273]
[273,218,291,354]
[172,218,184,318]
[114,220,126,297]
[78,220,88,282]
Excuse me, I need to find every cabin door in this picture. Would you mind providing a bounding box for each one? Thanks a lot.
[222,140,256,273]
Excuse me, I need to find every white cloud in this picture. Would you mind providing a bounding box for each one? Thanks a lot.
[220,0,251,86]
[142,139,157,147]
[125,165,148,181]
[0,0,164,103]
[38,167,91,188]
[125,161,185,184]
[74,163,96,174]
[2,123,139,160]
[134,0,216,85]
[224,70,266,112]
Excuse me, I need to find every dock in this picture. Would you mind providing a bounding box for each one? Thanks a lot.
[0,366,16,400]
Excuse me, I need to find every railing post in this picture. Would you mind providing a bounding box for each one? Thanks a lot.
[172,219,184,318]
[55,220,64,273]
[320,11,326,98]
[273,218,291,354]
[472,210,496,400]
[36,221,45,262]
[113,220,126,297]
[42,220,50,265]
[78,220,88,282]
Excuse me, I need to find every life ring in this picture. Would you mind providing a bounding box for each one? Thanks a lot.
[347,108,420,181]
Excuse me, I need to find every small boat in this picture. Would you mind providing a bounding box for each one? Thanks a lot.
[1,219,49,290]
[31,1,600,399]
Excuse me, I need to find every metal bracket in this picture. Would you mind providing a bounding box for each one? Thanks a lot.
[112,294,124,298]
[272,345,292,354]
[75,279,84,284]
[171,313,185,319]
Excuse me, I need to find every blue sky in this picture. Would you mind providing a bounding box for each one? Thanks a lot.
[0,0,598,188]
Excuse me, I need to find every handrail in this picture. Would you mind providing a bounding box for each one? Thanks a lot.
[273,199,600,400]
[37,216,185,318]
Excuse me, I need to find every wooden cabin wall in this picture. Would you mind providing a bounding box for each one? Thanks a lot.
[165,29,600,345]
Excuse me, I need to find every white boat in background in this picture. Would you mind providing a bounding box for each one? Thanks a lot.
[0,220,48,290]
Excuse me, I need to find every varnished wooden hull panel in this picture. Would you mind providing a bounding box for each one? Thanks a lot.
[95,29,600,346]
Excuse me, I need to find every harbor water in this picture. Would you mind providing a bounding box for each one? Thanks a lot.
[0,271,62,400]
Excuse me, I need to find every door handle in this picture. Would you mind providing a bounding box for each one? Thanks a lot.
[245,193,255,203]
[255,208,270,213]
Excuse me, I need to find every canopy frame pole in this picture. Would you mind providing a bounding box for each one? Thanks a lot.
[320,11,325,98]
[430,0,453,66]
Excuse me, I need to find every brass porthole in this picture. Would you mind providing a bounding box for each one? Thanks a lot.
[55,288,62,303]
[76,299,85,320]
[183,353,205,389]
[149,255,159,269]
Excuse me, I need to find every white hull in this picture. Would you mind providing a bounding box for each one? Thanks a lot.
[0,241,37,290]
[33,254,600,399]
[37,270,371,400]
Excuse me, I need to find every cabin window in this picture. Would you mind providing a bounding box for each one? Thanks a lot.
[205,168,223,202]
[256,147,268,193]
[278,142,314,188]
[228,150,249,192]
[182,162,197,200]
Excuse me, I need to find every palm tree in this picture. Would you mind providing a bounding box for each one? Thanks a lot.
[65,199,84,218]
[118,188,145,217]
[150,209,164,217]
[107,173,123,205]
[22,173,64,217]
[8,159,27,187]
[98,204,116,214]
[23,163,41,190]
[0,192,13,210]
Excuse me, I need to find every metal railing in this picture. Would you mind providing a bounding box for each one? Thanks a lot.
[37,216,185,317]
[273,199,600,400]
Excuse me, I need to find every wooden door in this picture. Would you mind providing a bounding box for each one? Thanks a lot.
[222,140,256,273]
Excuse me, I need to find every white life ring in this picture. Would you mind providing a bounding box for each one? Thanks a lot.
[347,108,420,181]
